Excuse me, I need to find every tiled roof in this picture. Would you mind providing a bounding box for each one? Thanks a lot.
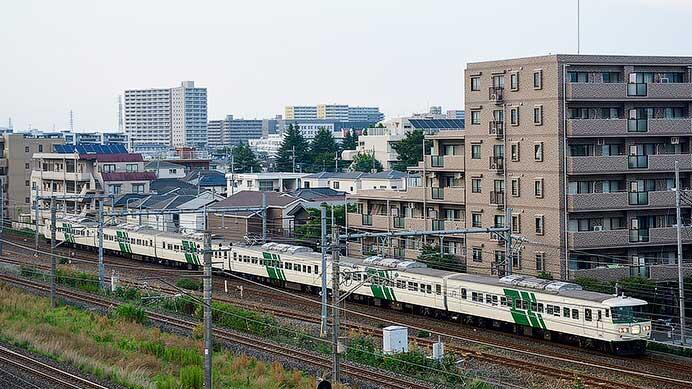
[101,171,156,182]
[80,153,144,162]
[210,191,299,209]
[304,172,364,179]
[363,170,408,179]
[145,161,185,170]
[149,179,198,195]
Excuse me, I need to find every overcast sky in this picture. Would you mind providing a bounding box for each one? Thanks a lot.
[2,0,692,132]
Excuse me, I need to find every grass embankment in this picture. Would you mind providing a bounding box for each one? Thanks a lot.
[0,284,319,389]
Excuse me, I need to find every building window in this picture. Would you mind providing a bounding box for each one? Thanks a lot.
[38,145,43,152]
[534,179,544,198]
[471,144,481,159]
[470,77,480,91]
[510,72,519,90]
[512,250,522,269]
[25,197,30,204]
[132,183,145,194]
[24,146,29,153]
[102,164,116,173]
[534,142,544,162]
[535,215,545,235]
[472,247,483,262]
[494,214,505,228]
[470,111,480,125]
[24,180,29,187]
[511,177,520,197]
[471,178,482,193]
[533,69,543,89]
[512,214,521,233]
[126,164,139,172]
[510,107,519,126]
[109,184,122,195]
[510,143,520,162]
[333,181,340,189]
[533,105,543,125]
[535,251,545,271]
[472,213,482,228]
[25,163,30,170]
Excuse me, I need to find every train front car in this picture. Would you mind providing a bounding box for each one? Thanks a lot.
[602,296,650,355]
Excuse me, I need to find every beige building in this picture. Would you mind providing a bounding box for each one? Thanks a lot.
[1,133,64,222]
[349,54,692,280]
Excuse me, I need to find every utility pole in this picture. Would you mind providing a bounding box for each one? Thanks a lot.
[34,193,40,254]
[505,207,513,276]
[334,151,339,173]
[50,197,57,308]
[292,146,296,173]
[675,161,686,345]
[320,206,328,337]
[331,224,341,384]
[98,199,105,290]
[230,150,235,196]
[203,209,213,389]
[0,180,4,255]
[262,192,268,243]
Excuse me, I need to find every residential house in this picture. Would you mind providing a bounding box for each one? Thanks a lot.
[227,172,309,195]
[145,160,186,179]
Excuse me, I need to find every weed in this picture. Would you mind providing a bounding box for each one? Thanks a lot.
[176,278,202,291]
[112,303,149,325]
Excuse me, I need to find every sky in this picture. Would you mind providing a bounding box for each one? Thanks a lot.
[2,0,692,132]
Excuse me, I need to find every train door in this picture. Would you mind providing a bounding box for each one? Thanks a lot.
[596,309,605,337]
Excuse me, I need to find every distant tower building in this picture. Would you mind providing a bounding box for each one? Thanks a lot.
[118,95,124,132]
[69,110,74,131]
[124,81,207,149]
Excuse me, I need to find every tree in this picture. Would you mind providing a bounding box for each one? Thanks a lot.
[417,243,457,270]
[294,205,345,242]
[275,124,310,172]
[230,143,261,173]
[350,151,383,173]
[310,128,338,172]
[341,129,358,151]
[391,129,430,172]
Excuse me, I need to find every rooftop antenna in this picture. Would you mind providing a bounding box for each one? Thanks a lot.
[69,110,74,132]
[118,95,124,132]
[577,0,581,54]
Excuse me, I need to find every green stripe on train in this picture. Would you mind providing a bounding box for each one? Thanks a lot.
[62,223,75,243]
[503,288,546,330]
[116,231,132,254]
[368,269,397,302]
[262,252,285,281]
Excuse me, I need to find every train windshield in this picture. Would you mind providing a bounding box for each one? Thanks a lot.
[611,305,648,323]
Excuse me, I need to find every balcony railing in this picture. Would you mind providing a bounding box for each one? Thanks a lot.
[489,87,504,103]
[489,121,504,139]
[629,229,650,243]
[393,247,405,258]
[627,118,648,132]
[430,155,444,168]
[627,83,647,97]
[393,217,405,229]
[628,155,648,169]
[432,219,445,231]
[362,214,372,226]
[489,156,504,172]
[431,187,444,200]
[490,191,505,208]
[628,192,649,205]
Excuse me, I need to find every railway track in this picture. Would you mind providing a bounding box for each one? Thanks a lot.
[0,344,108,389]
[0,273,431,389]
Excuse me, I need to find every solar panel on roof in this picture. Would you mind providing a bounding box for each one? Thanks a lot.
[53,143,128,154]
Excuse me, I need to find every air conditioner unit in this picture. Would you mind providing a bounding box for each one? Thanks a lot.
[391,208,399,217]
[490,94,497,100]
[593,225,603,231]
[671,137,680,145]
[407,202,415,209]
[660,78,670,84]
[596,138,605,145]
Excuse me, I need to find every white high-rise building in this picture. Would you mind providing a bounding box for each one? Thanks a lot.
[124,81,207,149]
[284,104,384,123]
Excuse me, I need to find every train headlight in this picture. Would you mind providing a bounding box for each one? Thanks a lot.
[631,325,641,335]
[618,327,629,334]
[643,325,651,332]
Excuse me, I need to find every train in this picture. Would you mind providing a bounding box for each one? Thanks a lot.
[46,216,651,355]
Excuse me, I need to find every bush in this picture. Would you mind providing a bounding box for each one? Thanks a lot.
[112,303,148,325]
[176,278,202,291]
[416,330,431,338]
[56,268,100,293]
[179,365,203,389]
[537,271,553,280]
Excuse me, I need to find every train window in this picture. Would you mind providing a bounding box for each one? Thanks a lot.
[572,309,579,320]
[546,305,553,315]
[530,302,537,311]
[451,290,458,298]
[461,288,467,299]
[136,239,141,245]
[553,306,561,316]
[314,265,318,274]
[585,309,592,321]
[435,284,442,295]
[252,257,258,264]
[604,309,609,318]
[408,282,418,292]
[302,265,308,273]
[286,263,293,270]
[485,295,492,304]
[224,251,228,259]
[520,300,529,310]
[471,292,479,302]
[563,307,570,318]
[598,310,603,321]
[491,295,498,305]
[149,240,153,246]
[501,296,508,306]
[537,303,544,313]
[396,280,405,289]
[425,285,432,294]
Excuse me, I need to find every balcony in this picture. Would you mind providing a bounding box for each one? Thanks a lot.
[566,82,692,101]
[567,118,692,137]
[431,187,444,200]
[489,121,504,139]
[362,214,372,226]
[393,217,405,229]
[416,155,465,171]
[489,87,504,104]
[489,156,504,173]
[568,229,630,249]
[567,190,692,211]
[432,219,445,231]
[430,155,444,168]
[490,191,504,209]
[567,154,692,174]
[628,192,648,205]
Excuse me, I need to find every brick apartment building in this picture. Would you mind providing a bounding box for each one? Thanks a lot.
[349,54,692,280]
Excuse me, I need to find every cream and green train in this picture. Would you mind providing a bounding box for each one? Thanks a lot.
[47,217,651,355]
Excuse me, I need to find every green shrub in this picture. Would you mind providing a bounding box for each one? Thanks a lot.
[537,271,553,280]
[176,278,202,291]
[112,303,148,325]
[56,268,100,293]
[416,330,431,338]
[179,365,203,389]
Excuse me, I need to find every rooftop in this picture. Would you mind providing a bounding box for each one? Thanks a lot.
[210,191,300,209]
[101,171,156,182]
[145,160,186,170]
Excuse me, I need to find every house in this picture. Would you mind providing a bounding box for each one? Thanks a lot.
[359,170,409,191]
[208,191,309,242]
[302,170,409,194]
[149,178,199,195]
[125,191,222,232]
[226,172,310,195]
[291,187,347,208]
[145,160,186,179]
[183,169,227,195]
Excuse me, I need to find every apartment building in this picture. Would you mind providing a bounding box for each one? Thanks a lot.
[30,144,155,215]
[284,104,384,123]
[347,125,466,263]
[464,54,692,279]
[1,133,64,221]
[227,172,309,195]
[207,115,267,150]
[124,81,207,149]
